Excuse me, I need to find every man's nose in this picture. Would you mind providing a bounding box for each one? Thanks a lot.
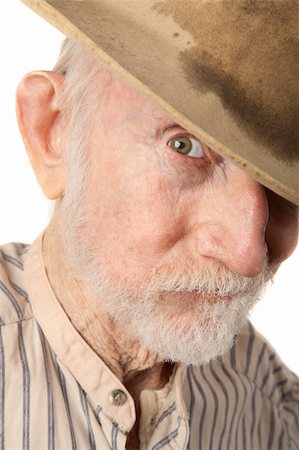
[201,165,269,277]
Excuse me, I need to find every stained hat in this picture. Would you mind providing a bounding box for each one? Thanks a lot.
[21,0,299,205]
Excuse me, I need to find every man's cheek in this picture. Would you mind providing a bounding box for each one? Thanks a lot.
[128,209,186,258]
[123,186,188,259]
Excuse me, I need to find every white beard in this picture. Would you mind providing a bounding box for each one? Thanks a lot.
[82,262,270,366]
[62,213,271,365]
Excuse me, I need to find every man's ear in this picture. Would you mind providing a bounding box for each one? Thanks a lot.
[16,71,67,200]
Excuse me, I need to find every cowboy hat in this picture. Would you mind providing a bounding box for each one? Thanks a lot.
[21,0,299,205]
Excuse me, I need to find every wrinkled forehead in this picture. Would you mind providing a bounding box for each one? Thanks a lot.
[94,71,177,135]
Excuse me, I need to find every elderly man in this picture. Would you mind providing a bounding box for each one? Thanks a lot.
[1,1,298,449]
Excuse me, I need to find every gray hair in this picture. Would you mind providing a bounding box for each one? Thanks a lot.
[54,38,111,158]
[52,39,112,211]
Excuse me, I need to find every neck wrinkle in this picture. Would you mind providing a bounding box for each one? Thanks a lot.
[42,224,171,389]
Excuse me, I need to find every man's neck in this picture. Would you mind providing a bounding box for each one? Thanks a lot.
[42,225,173,390]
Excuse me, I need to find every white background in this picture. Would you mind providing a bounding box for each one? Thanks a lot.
[1,1,298,374]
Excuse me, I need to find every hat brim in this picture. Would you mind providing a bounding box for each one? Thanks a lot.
[21,0,299,205]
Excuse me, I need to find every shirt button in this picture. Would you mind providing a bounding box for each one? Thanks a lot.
[109,389,127,406]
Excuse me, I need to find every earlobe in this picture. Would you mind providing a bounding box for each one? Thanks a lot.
[16,71,67,200]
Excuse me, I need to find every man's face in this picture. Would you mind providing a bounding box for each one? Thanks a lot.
[61,73,298,365]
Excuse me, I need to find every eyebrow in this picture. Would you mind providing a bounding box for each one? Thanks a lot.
[154,116,187,136]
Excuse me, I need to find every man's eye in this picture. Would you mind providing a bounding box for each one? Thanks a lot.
[167,135,205,159]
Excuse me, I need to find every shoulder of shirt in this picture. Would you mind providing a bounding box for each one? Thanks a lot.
[201,320,299,407]
[0,242,33,325]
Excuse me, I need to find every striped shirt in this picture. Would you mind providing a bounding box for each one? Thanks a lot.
[0,234,298,450]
